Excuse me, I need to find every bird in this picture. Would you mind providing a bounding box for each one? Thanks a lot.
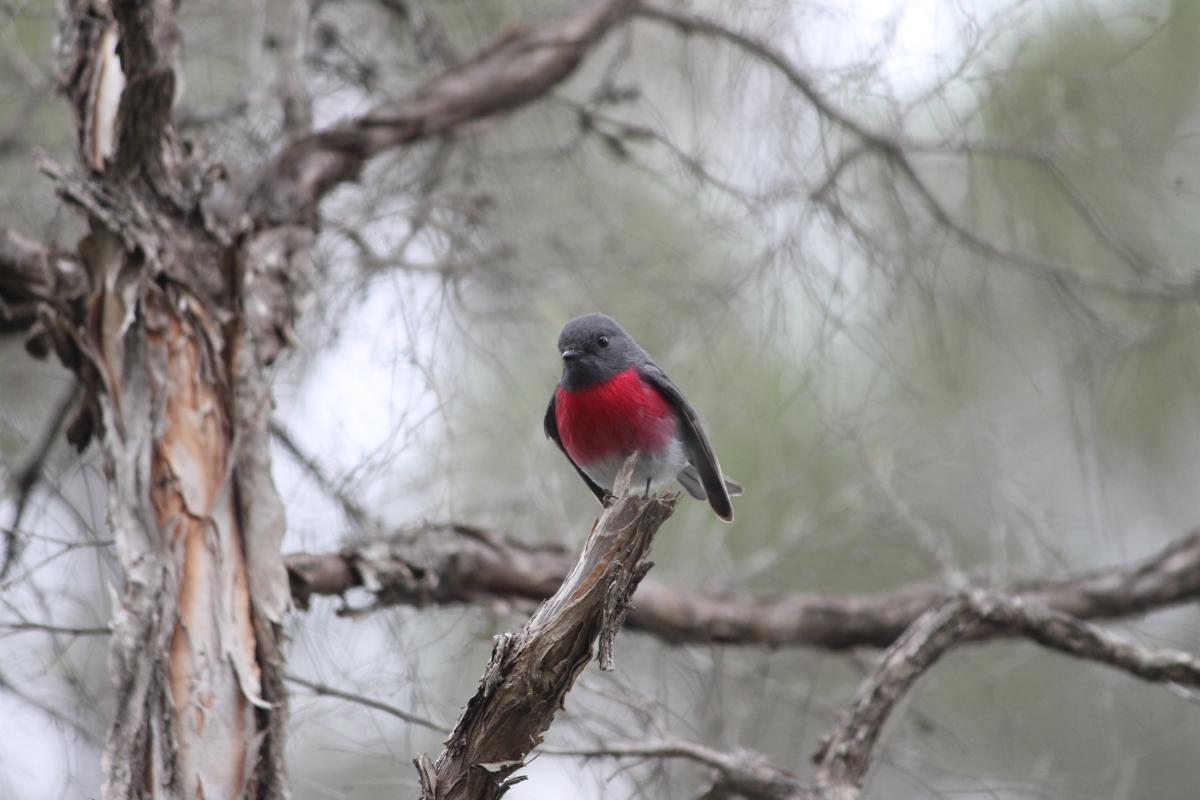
[544,313,742,521]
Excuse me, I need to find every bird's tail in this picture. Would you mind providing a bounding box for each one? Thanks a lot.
[678,465,743,500]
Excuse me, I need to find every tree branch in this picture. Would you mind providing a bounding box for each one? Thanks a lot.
[414,459,677,800]
[249,0,636,224]
[632,4,880,146]
[0,620,112,637]
[109,0,181,176]
[812,597,977,800]
[969,592,1200,688]
[288,524,1200,651]
[0,665,102,748]
[813,590,1200,799]
[270,418,375,531]
[277,0,313,136]
[545,590,1200,800]
[545,741,811,800]
[2,381,82,581]
[0,228,86,325]
[634,3,1200,303]
[285,672,448,733]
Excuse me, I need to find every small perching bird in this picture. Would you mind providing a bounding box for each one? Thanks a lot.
[544,313,742,521]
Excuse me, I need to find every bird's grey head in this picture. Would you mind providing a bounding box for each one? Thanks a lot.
[557,313,645,390]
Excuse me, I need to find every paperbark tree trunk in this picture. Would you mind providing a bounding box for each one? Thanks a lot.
[43,2,293,797]
[0,0,634,795]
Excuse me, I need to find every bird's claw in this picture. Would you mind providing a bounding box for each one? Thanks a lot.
[601,491,619,508]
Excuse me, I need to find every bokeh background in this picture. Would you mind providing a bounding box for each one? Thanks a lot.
[4,0,1200,797]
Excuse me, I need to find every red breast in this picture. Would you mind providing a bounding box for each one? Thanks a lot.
[555,367,676,464]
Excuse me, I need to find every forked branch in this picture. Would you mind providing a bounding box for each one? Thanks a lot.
[813,590,1200,799]
[251,0,636,224]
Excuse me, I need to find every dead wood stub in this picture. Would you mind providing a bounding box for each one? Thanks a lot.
[418,468,678,800]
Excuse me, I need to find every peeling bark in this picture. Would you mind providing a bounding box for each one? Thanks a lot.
[150,304,261,797]
[96,288,265,798]
[37,2,293,797]
[85,24,123,170]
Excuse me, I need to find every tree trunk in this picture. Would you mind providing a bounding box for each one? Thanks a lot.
[42,2,294,796]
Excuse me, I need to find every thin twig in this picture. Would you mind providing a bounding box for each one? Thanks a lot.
[270,418,377,531]
[285,672,449,733]
[543,741,810,800]
[635,3,1200,303]
[2,381,81,581]
[278,0,313,135]
[0,666,102,747]
[858,442,967,589]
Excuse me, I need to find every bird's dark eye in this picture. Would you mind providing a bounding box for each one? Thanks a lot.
[597,335,610,348]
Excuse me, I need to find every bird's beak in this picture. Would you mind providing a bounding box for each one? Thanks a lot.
[561,349,583,362]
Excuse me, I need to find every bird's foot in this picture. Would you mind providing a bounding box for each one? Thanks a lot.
[601,491,619,508]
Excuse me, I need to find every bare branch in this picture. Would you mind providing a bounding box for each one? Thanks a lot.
[554,578,1200,800]
[278,0,313,136]
[545,741,811,800]
[543,591,1200,800]
[270,418,376,531]
[415,460,677,800]
[969,592,1200,688]
[375,0,460,66]
[633,4,881,146]
[288,525,1200,650]
[888,155,1200,301]
[285,672,448,733]
[0,228,86,319]
[250,0,636,224]
[858,443,966,589]
[2,382,82,581]
[813,597,976,800]
[813,590,1200,799]
[0,665,102,748]
[635,3,1200,303]
[0,620,111,637]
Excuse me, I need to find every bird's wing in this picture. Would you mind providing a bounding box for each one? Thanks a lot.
[545,391,608,503]
[638,363,734,521]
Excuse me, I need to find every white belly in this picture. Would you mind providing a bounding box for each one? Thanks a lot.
[579,438,689,494]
